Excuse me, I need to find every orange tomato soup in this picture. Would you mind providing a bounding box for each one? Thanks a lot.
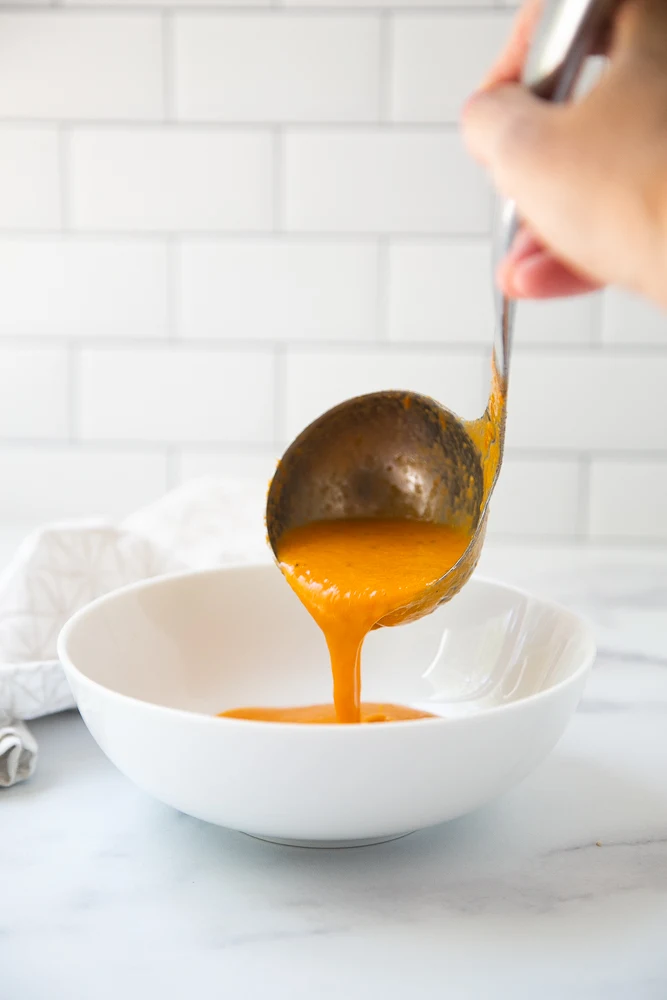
[220,368,506,726]
[220,518,470,725]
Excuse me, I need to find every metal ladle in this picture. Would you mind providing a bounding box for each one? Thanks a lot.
[266,0,616,625]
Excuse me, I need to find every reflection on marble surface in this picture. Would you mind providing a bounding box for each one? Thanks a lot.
[2,546,667,999]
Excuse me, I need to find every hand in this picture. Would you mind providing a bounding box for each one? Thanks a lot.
[462,0,667,309]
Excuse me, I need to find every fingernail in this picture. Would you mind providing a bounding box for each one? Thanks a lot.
[510,260,532,297]
[511,251,548,296]
[495,257,519,298]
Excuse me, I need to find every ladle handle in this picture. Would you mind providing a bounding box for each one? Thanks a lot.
[492,0,622,387]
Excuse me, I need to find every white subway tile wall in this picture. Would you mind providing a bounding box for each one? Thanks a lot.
[389,14,511,122]
[506,354,667,451]
[589,460,667,541]
[0,238,168,337]
[79,347,275,443]
[284,130,491,233]
[173,14,381,122]
[0,127,61,229]
[178,239,378,341]
[488,458,582,538]
[602,288,667,345]
[0,14,163,120]
[0,348,70,440]
[283,348,486,440]
[69,129,273,231]
[0,0,665,544]
[387,241,493,342]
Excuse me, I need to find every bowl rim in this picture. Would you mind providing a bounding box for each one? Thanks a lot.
[57,564,597,733]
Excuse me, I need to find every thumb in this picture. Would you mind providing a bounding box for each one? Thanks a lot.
[462,83,567,200]
[462,83,608,292]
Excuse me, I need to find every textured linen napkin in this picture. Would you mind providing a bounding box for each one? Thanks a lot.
[0,477,269,786]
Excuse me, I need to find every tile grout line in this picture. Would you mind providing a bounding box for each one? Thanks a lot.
[57,126,70,231]
[273,343,286,447]
[165,447,180,490]
[0,439,282,454]
[0,335,487,353]
[591,287,605,346]
[0,229,494,244]
[378,10,392,124]
[67,345,80,442]
[483,533,667,548]
[576,454,592,540]
[162,10,175,122]
[587,290,600,347]
[0,118,464,131]
[0,5,509,15]
[165,236,180,340]
[1,437,667,462]
[3,335,667,357]
[272,128,284,233]
[487,531,582,546]
[375,238,389,341]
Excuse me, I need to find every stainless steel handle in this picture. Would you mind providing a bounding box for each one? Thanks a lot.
[524,0,619,99]
[493,0,621,387]
[492,201,519,389]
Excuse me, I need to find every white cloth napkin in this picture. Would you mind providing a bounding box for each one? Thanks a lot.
[0,719,38,787]
[0,477,269,787]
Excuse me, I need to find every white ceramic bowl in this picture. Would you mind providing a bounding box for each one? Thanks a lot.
[58,566,595,847]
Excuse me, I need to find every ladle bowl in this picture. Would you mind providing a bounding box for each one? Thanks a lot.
[266,390,497,625]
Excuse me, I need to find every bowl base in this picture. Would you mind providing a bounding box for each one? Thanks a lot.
[243,832,414,849]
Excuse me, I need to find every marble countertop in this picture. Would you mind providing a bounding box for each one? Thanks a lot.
[2,542,667,1000]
